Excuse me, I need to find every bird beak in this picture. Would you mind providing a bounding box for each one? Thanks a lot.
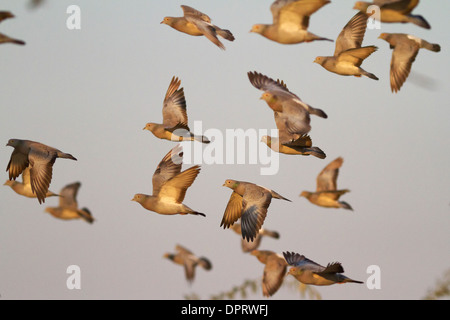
[143,127,146,130]
[222,183,226,187]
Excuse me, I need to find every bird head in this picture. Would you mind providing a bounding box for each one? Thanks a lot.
[250,24,266,35]
[287,267,301,277]
[160,17,173,25]
[6,139,19,147]
[131,194,144,203]
[223,179,239,190]
[260,135,271,146]
[260,92,279,108]
[378,33,389,40]
[313,56,325,65]
[143,122,157,132]
[299,191,310,198]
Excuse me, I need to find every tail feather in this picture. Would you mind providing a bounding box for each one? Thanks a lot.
[58,152,77,161]
[192,211,206,217]
[11,39,26,45]
[304,147,327,159]
[198,257,212,270]
[308,106,328,119]
[79,208,94,223]
[193,135,210,144]
[360,69,379,80]
[216,28,234,41]
[408,14,431,30]
[271,190,291,202]
[345,278,364,284]
[422,41,441,52]
[339,201,353,211]
[262,229,280,239]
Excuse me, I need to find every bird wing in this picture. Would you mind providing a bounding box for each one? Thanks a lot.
[375,0,418,14]
[175,244,194,255]
[183,14,226,49]
[240,187,272,242]
[283,251,325,272]
[336,46,378,65]
[183,259,197,283]
[247,71,297,100]
[316,261,344,275]
[162,76,189,129]
[389,40,419,93]
[274,105,311,143]
[262,253,287,297]
[273,0,330,29]
[28,147,56,204]
[316,157,343,192]
[220,191,244,229]
[334,12,368,56]
[181,5,211,23]
[282,133,313,147]
[7,148,29,180]
[152,145,183,195]
[58,182,81,210]
[158,165,200,203]
[271,0,307,29]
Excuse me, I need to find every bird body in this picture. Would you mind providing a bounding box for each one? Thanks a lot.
[44,182,94,223]
[251,250,288,297]
[161,5,234,50]
[132,145,205,217]
[164,244,212,283]
[144,76,209,144]
[251,0,332,44]
[314,12,378,80]
[4,167,59,199]
[353,0,431,29]
[300,157,353,210]
[248,71,327,145]
[231,223,280,252]
[378,32,440,92]
[6,139,77,204]
[221,179,290,241]
[261,135,326,159]
[284,251,363,285]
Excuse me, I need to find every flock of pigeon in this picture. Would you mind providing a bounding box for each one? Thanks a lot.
[3,0,441,298]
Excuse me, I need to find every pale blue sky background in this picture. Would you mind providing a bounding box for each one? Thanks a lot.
[0,0,449,300]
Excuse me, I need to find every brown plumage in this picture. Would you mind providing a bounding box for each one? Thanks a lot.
[6,139,77,204]
[378,33,440,93]
[143,76,210,143]
[163,244,212,284]
[131,145,205,217]
[314,12,378,80]
[231,223,280,253]
[251,250,288,297]
[250,0,333,44]
[45,182,94,223]
[353,0,431,29]
[221,179,290,242]
[300,157,353,210]
[161,5,234,50]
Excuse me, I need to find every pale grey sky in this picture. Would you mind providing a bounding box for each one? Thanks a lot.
[1,0,449,300]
